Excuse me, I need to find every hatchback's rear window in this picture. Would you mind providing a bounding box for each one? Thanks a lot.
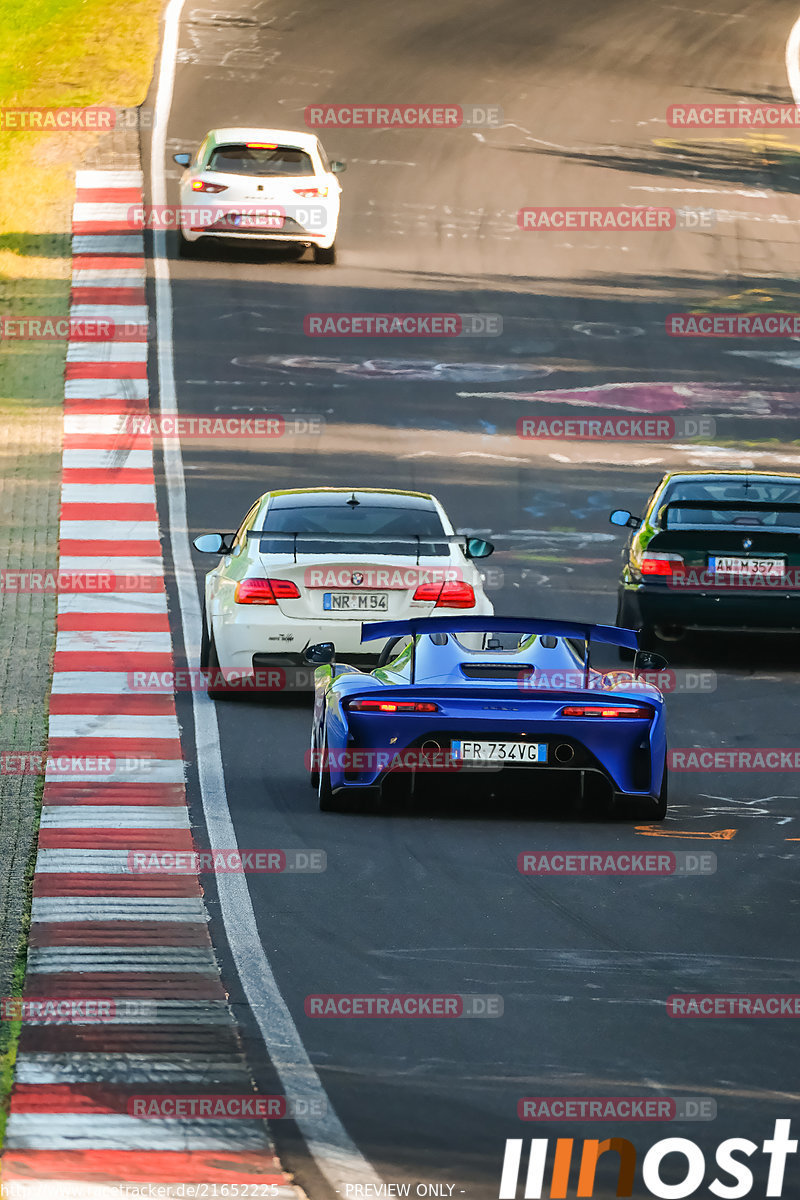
[258,503,449,556]
[207,143,314,176]
[659,480,800,528]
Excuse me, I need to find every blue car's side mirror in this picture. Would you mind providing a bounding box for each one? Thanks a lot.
[304,642,335,665]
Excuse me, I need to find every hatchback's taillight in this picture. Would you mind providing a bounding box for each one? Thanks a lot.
[191,180,228,193]
[412,581,476,608]
[559,705,652,718]
[234,578,300,605]
[347,699,440,713]
[294,186,328,198]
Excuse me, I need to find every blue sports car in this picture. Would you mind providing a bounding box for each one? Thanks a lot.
[305,617,668,818]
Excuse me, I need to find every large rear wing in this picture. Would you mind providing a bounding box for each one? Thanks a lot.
[246,530,479,563]
[659,499,800,528]
[361,616,639,650]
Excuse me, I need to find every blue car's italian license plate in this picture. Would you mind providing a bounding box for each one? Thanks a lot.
[451,740,547,763]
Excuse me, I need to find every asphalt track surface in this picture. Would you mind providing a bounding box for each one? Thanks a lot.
[144,1,800,1195]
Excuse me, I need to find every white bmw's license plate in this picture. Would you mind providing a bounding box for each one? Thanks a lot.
[709,556,784,576]
[323,592,389,612]
[451,740,547,764]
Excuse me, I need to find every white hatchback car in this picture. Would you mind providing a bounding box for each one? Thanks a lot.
[193,488,495,696]
[173,127,344,263]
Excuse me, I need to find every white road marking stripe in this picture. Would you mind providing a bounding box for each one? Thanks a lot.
[35,849,187,873]
[51,671,164,693]
[57,593,168,614]
[72,234,145,254]
[70,303,149,323]
[72,268,146,285]
[67,341,148,363]
[62,447,153,470]
[56,629,172,653]
[58,556,163,575]
[61,483,157,504]
[65,413,149,433]
[59,521,161,541]
[15,1053,250,1084]
[152,5,382,1181]
[48,713,180,739]
[44,761,185,784]
[41,806,189,828]
[27,946,216,972]
[4,1114,273,1151]
[31,896,206,921]
[73,202,141,223]
[76,169,144,188]
[65,378,149,401]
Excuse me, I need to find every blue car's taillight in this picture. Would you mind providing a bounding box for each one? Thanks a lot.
[346,699,440,713]
[558,705,652,718]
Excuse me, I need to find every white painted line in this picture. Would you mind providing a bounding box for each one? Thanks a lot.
[73,202,140,223]
[56,629,171,653]
[44,760,185,784]
[67,341,149,363]
[57,593,168,615]
[152,1,383,1185]
[15,1053,250,1084]
[76,169,144,188]
[41,806,189,828]
[31,896,208,921]
[62,447,153,470]
[58,555,163,575]
[59,520,161,541]
[61,483,157,504]
[48,712,180,739]
[72,233,144,254]
[51,671,162,693]
[5,1113,273,1151]
[65,378,149,401]
[35,848,188,873]
[70,303,149,324]
[27,946,217,972]
[72,268,146,285]
[65,413,149,434]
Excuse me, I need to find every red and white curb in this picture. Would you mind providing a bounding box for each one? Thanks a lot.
[1,171,300,1197]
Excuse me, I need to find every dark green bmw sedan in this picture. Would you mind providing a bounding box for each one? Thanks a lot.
[609,471,800,650]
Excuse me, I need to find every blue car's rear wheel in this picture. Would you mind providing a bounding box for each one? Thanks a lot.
[318,728,347,812]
